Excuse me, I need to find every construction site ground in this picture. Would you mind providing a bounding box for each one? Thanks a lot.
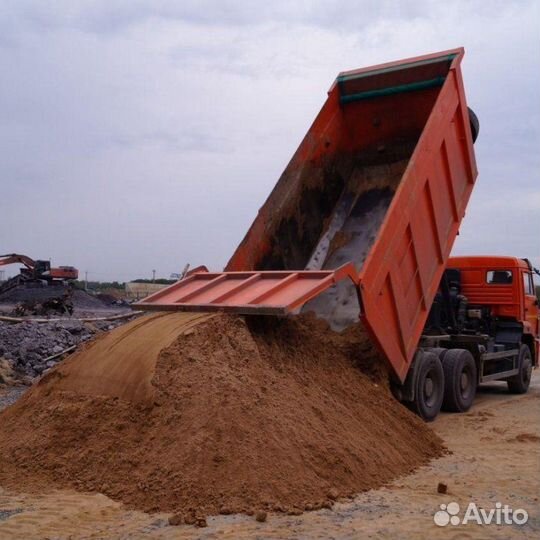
[0,284,136,380]
[0,370,538,539]
[0,286,131,319]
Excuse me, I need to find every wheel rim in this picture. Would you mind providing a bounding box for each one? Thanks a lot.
[459,365,473,400]
[425,377,434,398]
[423,370,439,408]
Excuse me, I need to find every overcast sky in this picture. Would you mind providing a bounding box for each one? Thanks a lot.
[0,0,538,282]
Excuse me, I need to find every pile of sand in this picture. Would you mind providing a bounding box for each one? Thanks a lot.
[0,312,444,521]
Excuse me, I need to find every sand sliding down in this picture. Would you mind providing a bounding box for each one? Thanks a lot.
[0,312,444,522]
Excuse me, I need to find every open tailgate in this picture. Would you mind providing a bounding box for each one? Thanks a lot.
[134,263,358,316]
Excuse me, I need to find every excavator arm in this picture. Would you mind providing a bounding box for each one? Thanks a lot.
[0,253,36,270]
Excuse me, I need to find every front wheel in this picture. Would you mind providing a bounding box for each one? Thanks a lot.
[507,345,532,394]
[410,352,444,422]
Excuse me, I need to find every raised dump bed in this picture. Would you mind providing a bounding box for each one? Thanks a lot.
[138,48,478,385]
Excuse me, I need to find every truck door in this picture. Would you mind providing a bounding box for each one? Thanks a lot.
[522,270,539,353]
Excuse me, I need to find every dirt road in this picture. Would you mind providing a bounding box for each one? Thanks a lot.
[0,372,538,539]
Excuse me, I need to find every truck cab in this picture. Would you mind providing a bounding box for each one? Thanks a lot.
[409,255,539,420]
[448,256,539,366]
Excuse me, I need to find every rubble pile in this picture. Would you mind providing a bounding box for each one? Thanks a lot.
[0,319,125,379]
[0,284,130,318]
[0,281,137,380]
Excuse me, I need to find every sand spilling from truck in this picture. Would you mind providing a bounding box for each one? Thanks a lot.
[0,312,444,521]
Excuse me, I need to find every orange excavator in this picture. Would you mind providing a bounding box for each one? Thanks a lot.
[0,253,78,294]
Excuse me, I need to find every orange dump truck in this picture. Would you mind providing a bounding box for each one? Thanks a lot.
[137,48,539,420]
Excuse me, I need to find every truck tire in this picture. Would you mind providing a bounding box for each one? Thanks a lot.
[468,107,480,143]
[411,352,444,422]
[426,347,449,362]
[507,345,532,394]
[441,349,477,412]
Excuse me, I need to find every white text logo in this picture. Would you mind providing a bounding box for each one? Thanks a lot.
[434,502,528,526]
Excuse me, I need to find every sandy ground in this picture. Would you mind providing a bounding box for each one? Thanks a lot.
[0,371,538,539]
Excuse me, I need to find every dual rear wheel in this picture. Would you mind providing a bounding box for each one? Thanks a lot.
[411,348,476,421]
[409,344,532,421]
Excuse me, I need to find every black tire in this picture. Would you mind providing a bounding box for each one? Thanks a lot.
[427,347,449,362]
[441,349,477,412]
[411,352,444,422]
[468,107,480,143]
[507,345,532,394]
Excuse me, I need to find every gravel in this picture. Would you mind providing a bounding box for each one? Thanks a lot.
[0,318,133,378]
[0,386,27,411]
